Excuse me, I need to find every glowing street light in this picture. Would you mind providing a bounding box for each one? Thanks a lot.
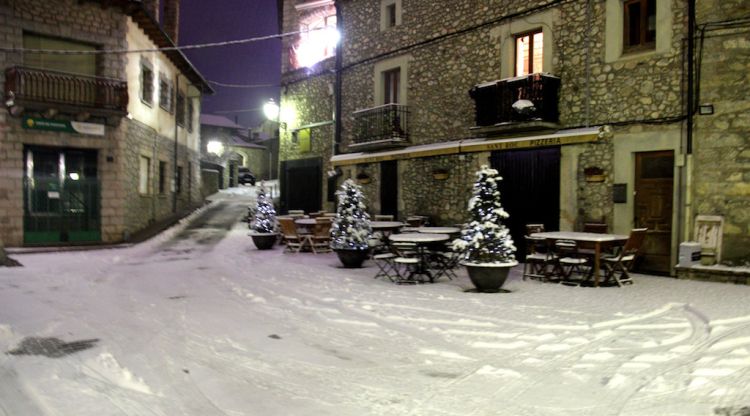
[263,99,280,122]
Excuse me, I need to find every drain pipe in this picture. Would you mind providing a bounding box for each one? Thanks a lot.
[334,0,343,156]
[173,74,180,214]
[584,0,592,127]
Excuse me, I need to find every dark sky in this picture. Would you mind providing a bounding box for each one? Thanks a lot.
[179,0,281,128]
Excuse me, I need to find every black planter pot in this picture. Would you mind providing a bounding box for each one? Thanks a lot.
[335,249,370,268]
[463,261,518,293]
[250,233,278,250]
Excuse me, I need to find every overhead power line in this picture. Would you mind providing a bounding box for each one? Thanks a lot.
[0,26,325,55]
[208,81,279,89]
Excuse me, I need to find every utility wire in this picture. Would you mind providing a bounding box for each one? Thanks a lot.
[208,81,279,89]
[0,26,326,55]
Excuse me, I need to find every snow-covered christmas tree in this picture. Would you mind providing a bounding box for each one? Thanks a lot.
[251,183,276,234]
[330,179,372,251]
[452,165,516,264]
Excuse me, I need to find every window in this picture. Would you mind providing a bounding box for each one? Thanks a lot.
[176,91,185,127]
[159,74,173,112]
[383,68,400,104]
[176,166,183,193]
[23,33,97,76]
[380,0,402,31]
[186,98,194,132]
[624,0,656,52]
[515,30,544,76]
[139,155,151,194]
[158,161,167,194]
[292,3,337,69]
[140,59,154,105]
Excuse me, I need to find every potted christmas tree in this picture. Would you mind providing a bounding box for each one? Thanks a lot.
[330,179,373,268]
[248,183,278,250]
[452,165,518,292]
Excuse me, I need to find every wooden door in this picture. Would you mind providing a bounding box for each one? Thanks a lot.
[380,160,398,218]
[634,151,674,274]
[490,147,560,260]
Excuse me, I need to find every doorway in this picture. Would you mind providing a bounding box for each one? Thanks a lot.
[490,147,561,259]
[280,157,322,214]
[380,160,398,218]
[23,146,100,244]
[634,150,674,274]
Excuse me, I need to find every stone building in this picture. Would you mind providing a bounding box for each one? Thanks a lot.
[199,114,267,192]
[278,0,749,276]
[0,0,212,246]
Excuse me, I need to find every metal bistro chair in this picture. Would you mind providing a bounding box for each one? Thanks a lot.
[278,217,310,253]
[523,236,555,281]
[552,239,589,286]
[601,228,648,287]
[373,252,399,282]
[391,241,421,284]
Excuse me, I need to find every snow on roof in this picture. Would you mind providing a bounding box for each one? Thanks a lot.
[229,135,266,149]
[200,114,246,129]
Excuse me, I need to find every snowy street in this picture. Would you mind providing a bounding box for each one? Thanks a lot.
[2,188,750,416]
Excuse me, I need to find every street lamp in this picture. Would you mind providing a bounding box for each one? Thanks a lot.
[263,99,280,122]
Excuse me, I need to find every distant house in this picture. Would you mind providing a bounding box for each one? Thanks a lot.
[0,0,213,246]
[199,114,266,193]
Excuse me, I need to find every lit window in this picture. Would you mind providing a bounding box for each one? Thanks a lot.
[515,30,544,76]
[139,155,151,194]
[293,10,338,69]
[624,0,656,51]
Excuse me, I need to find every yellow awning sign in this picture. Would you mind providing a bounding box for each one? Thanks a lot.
[330,127,601,167]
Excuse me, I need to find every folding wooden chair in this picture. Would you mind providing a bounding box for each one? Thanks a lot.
[278,218,310,253]
[309,218,332,253]
[601,228,648,286]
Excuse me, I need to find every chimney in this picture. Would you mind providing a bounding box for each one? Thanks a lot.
[142,0,158,21]
[163,0,181,43]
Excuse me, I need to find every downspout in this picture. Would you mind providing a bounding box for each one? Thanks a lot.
[584,0,592,127]
[173,74,180,214]
[686,0,695,155]
[334,0,343,156]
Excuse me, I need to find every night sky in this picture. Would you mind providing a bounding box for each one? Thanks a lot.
[179,0,281,128]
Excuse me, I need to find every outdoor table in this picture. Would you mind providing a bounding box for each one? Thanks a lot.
[389,233,450,282]
[417,226,461,235]
[371,221,405,251]
[294,218,317,237]
[530,231,628,287]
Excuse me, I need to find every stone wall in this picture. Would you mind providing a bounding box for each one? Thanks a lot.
[692,0,750,265]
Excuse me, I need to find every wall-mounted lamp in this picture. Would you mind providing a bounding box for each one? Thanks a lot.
[698,104,714,115]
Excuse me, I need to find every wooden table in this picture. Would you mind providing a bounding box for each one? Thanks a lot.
[530,231,628,287]
[389,233,450,282]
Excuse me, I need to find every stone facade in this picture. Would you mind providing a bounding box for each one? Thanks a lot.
[692,0,750,265]
[0,0,208,246]
[279,0,750,273]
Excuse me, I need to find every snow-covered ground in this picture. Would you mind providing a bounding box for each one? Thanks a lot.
[1,186,750,415]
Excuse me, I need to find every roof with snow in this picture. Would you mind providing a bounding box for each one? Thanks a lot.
[200,114,246,130]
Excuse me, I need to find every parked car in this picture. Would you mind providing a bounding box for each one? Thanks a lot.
[238,167,256,186]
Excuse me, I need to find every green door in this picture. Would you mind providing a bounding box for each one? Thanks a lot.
[23,147,101,244]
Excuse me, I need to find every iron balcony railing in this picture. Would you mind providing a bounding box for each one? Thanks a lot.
[5,66,128,116]
[469,73,560,126]
[352,103,409,149]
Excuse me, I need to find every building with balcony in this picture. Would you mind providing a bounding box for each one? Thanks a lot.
[278,0,750,277]
[0,0,213,246]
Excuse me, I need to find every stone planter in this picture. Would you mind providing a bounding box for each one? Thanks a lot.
[335,248,370,268]
[249,232,278,250]
[463,261,518,293]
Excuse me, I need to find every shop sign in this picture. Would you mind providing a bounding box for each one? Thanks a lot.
[22,117,105,136]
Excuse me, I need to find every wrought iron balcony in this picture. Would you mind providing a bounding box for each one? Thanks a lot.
[4,66,128,121]
[351,103,409,151]
[469,73,560,132]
